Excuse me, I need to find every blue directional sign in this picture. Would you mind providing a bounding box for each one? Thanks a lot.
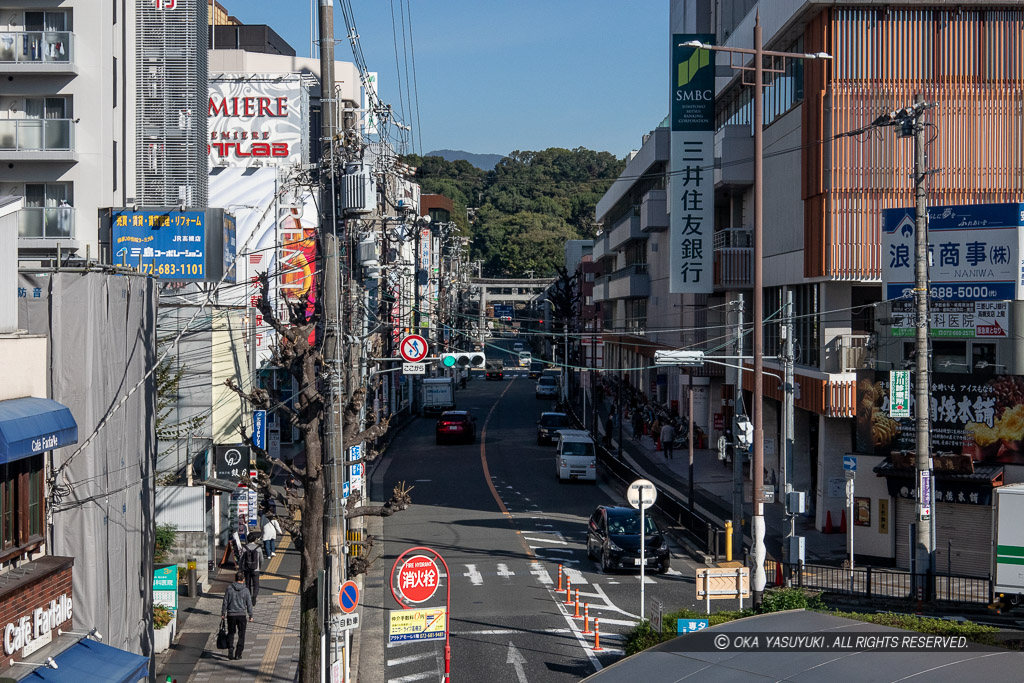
[252,410,267,450]
[342,482,350,499]
[349,445,361,460]
[677,618,709,634]
[843,455,857,472]
[351,462,363,477]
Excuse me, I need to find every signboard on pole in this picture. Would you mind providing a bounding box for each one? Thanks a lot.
[627,479,657,510]
[891,300,1008,338]
[215,445,250,481]
[919,469,932,519]
[153,564,178,611]
[339,580,359,614]
[400,335,429,363]
[252,410,267,450]
[889,370,911,418]
[395,555,440,604]
[388,607,447,643]
[402,362,426,375]
[669,34,715,294]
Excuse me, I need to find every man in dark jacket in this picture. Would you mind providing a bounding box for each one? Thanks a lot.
[221,571,254,660]
[239,538,264,605]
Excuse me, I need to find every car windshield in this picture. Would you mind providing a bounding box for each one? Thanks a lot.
[562,442,593,457]
[607,514,658,535]
[540,415,568,427]
[539,377,557,386]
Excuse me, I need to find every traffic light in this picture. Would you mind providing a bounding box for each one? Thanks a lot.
[736,416,754,449]
[439,352,485,369]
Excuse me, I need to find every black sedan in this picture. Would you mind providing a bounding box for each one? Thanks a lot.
[585,505,670,573]
[536,412,570,445]
[435,411,476,444]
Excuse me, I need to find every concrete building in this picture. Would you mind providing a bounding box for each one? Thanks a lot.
[1,0,136,263]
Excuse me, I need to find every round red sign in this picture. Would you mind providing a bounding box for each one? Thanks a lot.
[396,554,440,604]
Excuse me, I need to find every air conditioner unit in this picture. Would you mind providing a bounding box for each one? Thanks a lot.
[340,164,375,215]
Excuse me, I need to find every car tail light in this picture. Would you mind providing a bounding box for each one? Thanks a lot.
[440,421,455,427]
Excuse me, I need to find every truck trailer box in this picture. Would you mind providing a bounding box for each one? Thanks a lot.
[994,483,1024,602]
[421,377,456,415]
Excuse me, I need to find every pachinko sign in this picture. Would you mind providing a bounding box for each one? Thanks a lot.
[208,74,309,167]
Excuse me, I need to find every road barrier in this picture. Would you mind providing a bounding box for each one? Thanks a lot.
[564,576,573,604]
[592,618,603,651]
[582,604,592,634]
[573,589,581,618]
[557,564,563,591]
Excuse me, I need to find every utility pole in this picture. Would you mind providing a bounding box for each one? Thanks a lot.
[733,294,744,563]
[687,371,694,515]
[910,93,934,601]
[317,0,346,678]
[782,288,795,582]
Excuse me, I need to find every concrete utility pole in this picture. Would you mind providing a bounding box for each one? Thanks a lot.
[910,94,935,600]
[732,294,744,564]
[781,288,795,582]
[317,0,347,677]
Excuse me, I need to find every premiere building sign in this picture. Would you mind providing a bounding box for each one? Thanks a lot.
[669,34,715,294]
[208,74,310,167]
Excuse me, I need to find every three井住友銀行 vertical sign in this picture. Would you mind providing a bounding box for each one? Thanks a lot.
[670,34,715,294]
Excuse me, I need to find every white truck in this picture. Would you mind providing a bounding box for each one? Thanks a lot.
[994,484,1024,607]
[421,377,456,416]
[555,429,597,483]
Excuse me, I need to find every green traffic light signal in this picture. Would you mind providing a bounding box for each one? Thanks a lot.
[442,355,457,367]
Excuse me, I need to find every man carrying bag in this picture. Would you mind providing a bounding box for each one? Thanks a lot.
[220,571,254,660]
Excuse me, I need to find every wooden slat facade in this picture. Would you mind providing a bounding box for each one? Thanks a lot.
[803,7,1024,280]
[742,364,856,418]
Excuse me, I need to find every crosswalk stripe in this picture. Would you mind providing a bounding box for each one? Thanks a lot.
[387,652,435,667]
[524,536,568,545]
[530,562,553,584]
[563,567,588,585]
[388,672,435,683]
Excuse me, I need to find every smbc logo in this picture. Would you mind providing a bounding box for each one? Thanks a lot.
[676,47,712,101]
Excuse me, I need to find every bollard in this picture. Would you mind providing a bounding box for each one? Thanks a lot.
[582,604,592,634]
[573,589,581,618]
[557,564,563,591]
[186,557,198,598]
[564,576,573,604]
[725,520,733,562]
[593,618,603,651]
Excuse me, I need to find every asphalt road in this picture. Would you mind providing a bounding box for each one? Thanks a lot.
[360,373,722,683]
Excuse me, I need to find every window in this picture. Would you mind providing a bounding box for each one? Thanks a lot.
[972,343,997,374]
[933,340,968,372]
[19,183,73,238]
[113,56,118,106]
[1,455,45,552]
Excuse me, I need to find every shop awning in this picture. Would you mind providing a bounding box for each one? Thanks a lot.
[0,397,78,464]
[24,639,148,682]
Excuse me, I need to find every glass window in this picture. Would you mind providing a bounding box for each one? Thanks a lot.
[934,340,968,372]
[0,455,43,551]
[972,343,997,374]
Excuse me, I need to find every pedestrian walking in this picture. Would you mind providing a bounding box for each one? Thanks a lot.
[631,410,644,441]
[239,538,264,605]
[604,414,614,448]
[262,514,283,558]
[220,571,254,660]
[660,422,677,460]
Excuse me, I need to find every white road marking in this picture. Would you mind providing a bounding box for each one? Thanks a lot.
[497,563,515,579]
[587,583,640,619]
[535,547,573,554]
[530,562,553,585]
[452,628,572,635]
[388,672,434,683]
[632,574,656,585]
[665,567,684,576]
[590,617,639,627]
[553,588,604,673]
[524,537,568,545]
[463,564,484,585]
[387,652,435,667]
[563,567,589,585]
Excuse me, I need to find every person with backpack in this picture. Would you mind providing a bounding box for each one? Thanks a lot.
[262,514,283,558]
[220,571,254,660]
[239,538,264,605]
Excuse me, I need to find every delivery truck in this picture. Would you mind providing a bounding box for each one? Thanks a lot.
[421,377,456,416]
[994,484,1024,607]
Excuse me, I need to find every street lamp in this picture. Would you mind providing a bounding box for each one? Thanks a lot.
[680,12,831,606]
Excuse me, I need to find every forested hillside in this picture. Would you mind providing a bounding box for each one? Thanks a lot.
[402,147,625,277]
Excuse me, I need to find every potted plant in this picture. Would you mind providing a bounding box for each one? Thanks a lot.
[153,604,176,653]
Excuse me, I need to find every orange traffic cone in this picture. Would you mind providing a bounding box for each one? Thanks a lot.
[839,509,847,534]
[825,510,834,534]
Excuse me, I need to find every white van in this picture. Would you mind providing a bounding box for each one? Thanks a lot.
[555,429,596,482]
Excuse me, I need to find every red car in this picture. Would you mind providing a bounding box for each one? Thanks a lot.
[435,411,476,444]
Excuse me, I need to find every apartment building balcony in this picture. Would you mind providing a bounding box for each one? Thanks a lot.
[713,228,752,288]
[714,124,753,189]
[607,214,644,251]
[592,232,612,263]
[823,333,876,374]
[16,207,81,254]
[592,275,610,303]
[0,119,77,161]
[640,189,668,232]
[607,264,650,300]
[0,31,76,75]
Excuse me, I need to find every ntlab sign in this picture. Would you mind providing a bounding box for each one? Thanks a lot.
[882,203,1024,301]
[208,74,309,167]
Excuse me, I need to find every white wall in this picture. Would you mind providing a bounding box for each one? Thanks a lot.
[0,336,47,401]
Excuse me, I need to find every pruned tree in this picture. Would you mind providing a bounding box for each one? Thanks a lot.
[224,270,411,682]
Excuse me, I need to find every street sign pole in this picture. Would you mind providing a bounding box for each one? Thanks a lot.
[627,479,657,624]
[640,487,646,621]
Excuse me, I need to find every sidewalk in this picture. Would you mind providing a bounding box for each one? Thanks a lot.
[587,390,846,563]
[156,528,301,682]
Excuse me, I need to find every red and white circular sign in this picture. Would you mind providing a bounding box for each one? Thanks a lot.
[399,335,429,363]
[396,554,440,603]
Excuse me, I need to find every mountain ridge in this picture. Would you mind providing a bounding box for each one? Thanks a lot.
[424,149,505,171]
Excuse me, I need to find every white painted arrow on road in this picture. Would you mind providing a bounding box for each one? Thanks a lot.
[507,642,528,683]
[463,564,483,585]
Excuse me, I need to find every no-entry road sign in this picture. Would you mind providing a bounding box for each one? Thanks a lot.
[396,554,440,604]
[399,335,429,363]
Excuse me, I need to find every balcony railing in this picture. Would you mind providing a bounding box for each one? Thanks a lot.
[714,248,753,288]
[713,227,752,249]
[18,207,74,239]
[0,119,74,152]
[640,190,668,232]
[0,31,73,65]
[608,214,644,251]
[608,264,650,299]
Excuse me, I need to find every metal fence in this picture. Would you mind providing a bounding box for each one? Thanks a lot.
[766,560,993,605]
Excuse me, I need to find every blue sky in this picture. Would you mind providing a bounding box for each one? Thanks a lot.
[224,1,668,159]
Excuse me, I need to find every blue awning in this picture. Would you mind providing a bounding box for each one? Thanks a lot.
[24,639,148,682]
[0,397,78,464]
